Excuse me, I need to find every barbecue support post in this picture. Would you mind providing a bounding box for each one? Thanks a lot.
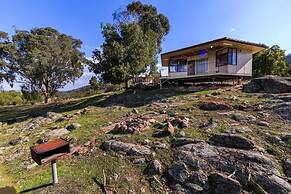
[51,160,58,184]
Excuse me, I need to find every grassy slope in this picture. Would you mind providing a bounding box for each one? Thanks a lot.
[0,86,290,193]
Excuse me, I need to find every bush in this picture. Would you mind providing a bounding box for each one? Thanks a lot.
[0,91,23,105]
[21,85,42,103]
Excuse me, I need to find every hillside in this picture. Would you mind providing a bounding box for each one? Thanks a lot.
[0,84,290,194]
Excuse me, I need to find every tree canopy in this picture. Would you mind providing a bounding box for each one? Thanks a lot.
[90,1,169,88]
[0,31,14,84]
[253,45,289,77]
[5,27,86,102]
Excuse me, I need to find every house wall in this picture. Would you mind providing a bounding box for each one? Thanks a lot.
[167,47,253,77]
[168,71,188,78]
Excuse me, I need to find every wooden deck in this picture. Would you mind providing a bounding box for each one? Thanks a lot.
[160,73,251,82]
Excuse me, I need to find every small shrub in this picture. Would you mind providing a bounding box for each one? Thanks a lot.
[0,91,23,105]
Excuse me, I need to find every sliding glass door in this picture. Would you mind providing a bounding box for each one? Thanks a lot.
[195,58,208,74]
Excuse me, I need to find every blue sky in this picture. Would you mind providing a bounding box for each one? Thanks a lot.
[1,0,291,90]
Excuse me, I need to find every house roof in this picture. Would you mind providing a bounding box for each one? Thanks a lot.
[161,37,268,56]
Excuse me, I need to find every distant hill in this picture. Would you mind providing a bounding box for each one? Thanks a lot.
[58,85,91,94]
[55,85,96,99]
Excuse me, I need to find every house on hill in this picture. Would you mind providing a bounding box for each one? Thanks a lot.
[160,37,267,84]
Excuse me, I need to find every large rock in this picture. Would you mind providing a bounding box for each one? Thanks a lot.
[281,134,291,144]
[171,116,189,128]
[275,95,291,102]
[168,142,290,193]
[167,161,190,183]
[152,122,175,137]
[199,101,230,111]
[184,183,203,194]
[208,172,241,194]
[109,117,151,134]
[271,102,291,121]
[171,138,204,148]
[231,112,256,123]
[47,128,70,137]
[109,122,130,134]
[255,174,291,194]
[144,160,163,175]
[46,112,62,120]
[283,158,291,177]
[188,170,208,187]
[243,75,291,93]
[101,140,151,156]
[209,133,255,150]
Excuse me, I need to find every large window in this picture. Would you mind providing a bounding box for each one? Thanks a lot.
[169,59,187,73]
[195,58,208,74]
[216,48,237,66]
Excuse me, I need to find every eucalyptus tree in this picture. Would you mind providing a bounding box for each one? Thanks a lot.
[10,27,86,102]
[90,1,170,88]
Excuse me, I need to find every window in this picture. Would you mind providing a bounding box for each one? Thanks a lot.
[216,48,237,66]
[177,64,187,72]
[169,65,176,73]
[169,59,187,73]
[195,58,208,74]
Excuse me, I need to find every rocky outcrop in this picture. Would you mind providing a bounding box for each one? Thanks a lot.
[46,112,62,120]
[166,142,290,194]
[271,102,291,121]
[281,134,291,144]
[255,174,291,194]
[46,128,70,137]
[283,158,291,177]
[209,133,255,150]
[170,116,189,128]
[208,172,241,194]
[101,140,151,156]
[199,101,230,111]
[152,122,175,137]
[243,75,291,93]
[167,161,190,183]
[171,137,203,148]
[109,117,151,134]
[144,160,163,175]
[231,112,256,123]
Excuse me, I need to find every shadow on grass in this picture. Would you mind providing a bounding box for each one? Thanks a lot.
[19,183,53,193]
[0,87,197,124]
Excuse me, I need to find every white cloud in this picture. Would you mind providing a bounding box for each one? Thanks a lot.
[230,28,236,32]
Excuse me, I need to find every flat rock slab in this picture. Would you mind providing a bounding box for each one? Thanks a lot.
[47,128,70,137]
[271,102,291,121]
[231,112,256,123]
[170,142,290,194]
[209,133,255,150]
[243,75,291,93]
[208,172,241,194]
[101,140,151,156]
[199,101,230,111]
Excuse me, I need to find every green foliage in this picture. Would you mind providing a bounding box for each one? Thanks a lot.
[6,27,86,103]
[20,85,42,102]
[253,45,289,77]
[89,76,100,90]
[0,91,23,105]
[0,31,14,83]
[90,1,169,88]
